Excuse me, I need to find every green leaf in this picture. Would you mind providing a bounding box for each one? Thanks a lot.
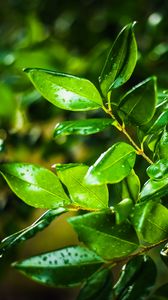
[140,177,168,201]
[0,208,67,256]
[114,255,157,300]
[147,159,168,180]
[146,132,162,153]
[53,118,112,137]
[160,243,168,268]
[69,211,139,260]
[85,142,136,185]
[99,22,137,96]
[121,170,140,202]
[115,198,133,224]
[132,200,168,243]
[0,163,70,209]
[157,129,168,159]
[24,68,103,111]
[12,246,104,287]
[77,268,113,300]
[147,110,168,134]
[118,77,157,125]
[56,164,109,210]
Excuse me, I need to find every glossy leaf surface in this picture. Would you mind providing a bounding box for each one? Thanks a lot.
[122,170,140,202]
[53,118,112,137]
[132,200,168,243]
[69,211,139,260]
[115,198,133,224]
[13,246,104,287]
[0,208,67,256]
[147,159,168,180]
[85,142,136,185]
[0,163,70,208]
[56,164,108,209]
[24,68,103,111]
[99,23,137,96]
[140,177,168,201]
[119,77,157,125]
[157,130,168,159]
[147,110,168,134]
[77,268,113,300]
[114,255,157,300]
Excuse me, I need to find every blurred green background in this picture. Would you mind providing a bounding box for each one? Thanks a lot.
[0,0,168,299]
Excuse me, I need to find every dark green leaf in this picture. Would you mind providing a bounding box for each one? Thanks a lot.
[24,68,103,111]
[160,243,168,268]
[0,208,67,256]
[114,255,157,300]
[69,211,139,260]
[13,246,104,287]
[85,142,136,185]
[0,163,70,208]
[56,164,109,210]
[77,268,113,300]
[147,159,168,180]
[53,118,112,137]
[132,200,168,243]
[99,23,137,96]
[118,77,157,125]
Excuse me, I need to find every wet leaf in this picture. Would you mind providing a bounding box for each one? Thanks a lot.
[69,211,139,260]
[140,177,168,201]
[114,255,157,300]
[132,200,168,243]
[24,68,103,111]
[0,163,70,208]
[99,22,137,96]
[0,208,67,256]
[85,142,136,185]
[56,164,108,210]
[147,159,168,180]
[77,268,113,300]
[53,118,112,137]
[118,77,157,125]
[12,246,104,287]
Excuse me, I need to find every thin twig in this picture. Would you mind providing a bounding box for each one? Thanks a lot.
[102,106,153,165]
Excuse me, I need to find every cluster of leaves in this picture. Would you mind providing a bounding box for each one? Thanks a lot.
[0,23,168,299]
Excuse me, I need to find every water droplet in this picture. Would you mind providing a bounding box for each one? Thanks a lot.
[64,259,69,264]
[42,256,47,261]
